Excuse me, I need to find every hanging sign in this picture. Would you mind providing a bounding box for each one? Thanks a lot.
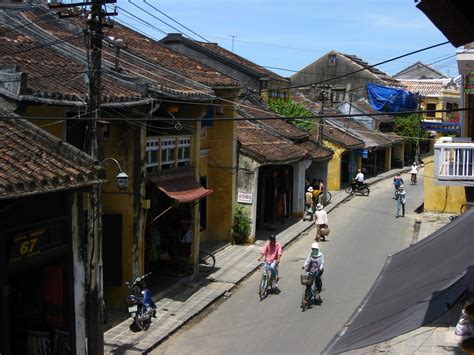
[421,121,461,133]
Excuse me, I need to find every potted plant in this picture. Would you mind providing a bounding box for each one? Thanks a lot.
[230,205,251,244]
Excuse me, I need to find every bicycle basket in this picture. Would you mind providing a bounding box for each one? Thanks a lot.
[300,273,314,286]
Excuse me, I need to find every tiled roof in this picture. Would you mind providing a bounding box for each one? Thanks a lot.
[341,53,401,87]
[199,42,289,83]
[393,61,446,79]
[0,108,103,199]
[9,6,215,100]
[290,93,365,149]
[237,94,308,140]
[105,23,240,89]
[400,79,459,97]
[329,116,392,149]
[236,119,306,164]
[297,140,333,161]
[349,99,395,123]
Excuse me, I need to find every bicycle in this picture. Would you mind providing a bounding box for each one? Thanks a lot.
[198,250,216,274]
[258,262,277,300]
[300,272,321,311]
[324,191,332,205]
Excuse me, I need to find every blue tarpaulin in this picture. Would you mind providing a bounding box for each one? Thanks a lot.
[367,83,418,113]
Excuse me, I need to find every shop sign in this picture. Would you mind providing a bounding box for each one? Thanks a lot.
[237,192,253,204]
[421,121,461,133]
[354,149,368,158]
[465,71,474,95]
[9,225,62,263]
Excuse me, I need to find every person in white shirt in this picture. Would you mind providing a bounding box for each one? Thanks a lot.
[314,204,329,241]
[410,163,419,184]
[352,169,364,192]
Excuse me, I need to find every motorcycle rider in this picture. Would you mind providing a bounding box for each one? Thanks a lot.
[352,169,364,193]
[258,234,282,289]
[410,162,419,184]
[302,242,325,301]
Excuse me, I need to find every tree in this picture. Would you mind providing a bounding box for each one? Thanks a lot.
[393,114,428,144]
[267,98,315,132]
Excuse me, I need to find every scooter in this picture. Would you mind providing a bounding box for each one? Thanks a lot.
[126,272,156,331]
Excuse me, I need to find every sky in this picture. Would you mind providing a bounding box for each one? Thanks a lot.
[113,0,459,79]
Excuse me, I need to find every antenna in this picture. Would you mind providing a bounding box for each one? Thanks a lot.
[229,35,237,52]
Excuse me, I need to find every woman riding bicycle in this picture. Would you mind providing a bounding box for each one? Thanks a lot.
[410,163,419,184]
[258,234,282,290]
[302,242,325,301]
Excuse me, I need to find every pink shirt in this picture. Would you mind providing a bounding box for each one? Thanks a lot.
[262,241,282,263]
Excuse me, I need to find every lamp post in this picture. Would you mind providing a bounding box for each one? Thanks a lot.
[100,157,129,190]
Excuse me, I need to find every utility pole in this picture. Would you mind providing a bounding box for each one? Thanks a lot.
[49,1,117,354]
[318,90,326,145]
[229,35,237,52]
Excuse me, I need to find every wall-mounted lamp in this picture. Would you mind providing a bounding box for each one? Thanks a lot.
[168,105,180,114]
[101,157,129,190]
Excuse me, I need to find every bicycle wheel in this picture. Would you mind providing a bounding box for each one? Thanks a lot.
[325,191,332,204]
[301,286,312,311]
[259,274,268,300]
[198,250,216,274]
[361,186,370,196]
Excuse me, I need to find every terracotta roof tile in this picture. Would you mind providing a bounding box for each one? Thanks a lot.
[329,117,392,149]
[197,42,289,83]
[236,120,306,164]
[0,109,103,199]
[342,53,401,87]
[400,79,459,97]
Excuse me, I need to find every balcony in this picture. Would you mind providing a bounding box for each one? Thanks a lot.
[434,137,474,185]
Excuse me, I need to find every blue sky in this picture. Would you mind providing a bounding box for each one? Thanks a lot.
[114,0,458,78]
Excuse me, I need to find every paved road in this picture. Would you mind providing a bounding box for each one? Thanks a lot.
[152,173,424,355]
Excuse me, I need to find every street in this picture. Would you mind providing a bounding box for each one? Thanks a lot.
[151,173,424,355]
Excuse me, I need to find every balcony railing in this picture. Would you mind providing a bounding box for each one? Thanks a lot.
[434,137,474,184]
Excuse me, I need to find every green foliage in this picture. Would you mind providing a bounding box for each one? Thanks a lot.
[230,205,251,244]
[267,98,315,132]
[393,114,428,144]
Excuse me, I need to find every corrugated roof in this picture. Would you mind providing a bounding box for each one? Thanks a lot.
[0,108,103,199]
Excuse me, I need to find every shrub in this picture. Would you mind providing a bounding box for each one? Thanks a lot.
[230,205,251,244]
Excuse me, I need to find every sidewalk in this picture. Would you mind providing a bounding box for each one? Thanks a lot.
[103,167,414,354]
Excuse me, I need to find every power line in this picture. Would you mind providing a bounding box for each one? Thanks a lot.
[140,0,210,43]
[284,41,451,90]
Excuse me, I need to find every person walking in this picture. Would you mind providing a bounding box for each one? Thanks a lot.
[395,185,406,218]
[393,173,404,199]
[314,203,329,241]
[304,186,314,221]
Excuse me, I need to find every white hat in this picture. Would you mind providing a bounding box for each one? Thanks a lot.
[308,186,314,192]
[399,184,404,190]
[316,203,323,211]
[311,242,319,249]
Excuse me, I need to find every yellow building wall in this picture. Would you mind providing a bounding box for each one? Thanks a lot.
[24,106,68,139]
[203,93,237,242]
[323,140,345,191]
[101,123,145,307]
[423,155,466,213]
[385,147,392,170]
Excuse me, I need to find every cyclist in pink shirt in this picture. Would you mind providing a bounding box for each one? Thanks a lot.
[258,235,282,288]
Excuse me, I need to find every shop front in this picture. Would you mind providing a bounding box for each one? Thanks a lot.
[1,192,75,355]
[145,174,212,280]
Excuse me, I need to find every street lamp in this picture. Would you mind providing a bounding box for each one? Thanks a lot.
[100,157,128,190]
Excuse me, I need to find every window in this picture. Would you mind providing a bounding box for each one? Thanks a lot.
[145,137,159,168]
[145,136,192,171]
[328,54,337,65]
[161,138,176,170]
[426,103,436,118]
[177,137,191,167]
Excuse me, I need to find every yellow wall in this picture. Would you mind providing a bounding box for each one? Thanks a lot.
[24,106,68,139]
[385,147,392,170]
[323,140,345,191]
[202,92,237,242]
[423,155,466,213]
[101,122,144,307]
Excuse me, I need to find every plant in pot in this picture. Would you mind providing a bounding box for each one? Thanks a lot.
[230,205,251,244]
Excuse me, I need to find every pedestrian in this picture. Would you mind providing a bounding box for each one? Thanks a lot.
[314,203,329,241]
[304,186,314,221]
[395,184,406,218]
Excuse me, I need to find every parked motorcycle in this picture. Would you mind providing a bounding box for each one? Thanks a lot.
[345,182,370,196]
[126,272,156,331]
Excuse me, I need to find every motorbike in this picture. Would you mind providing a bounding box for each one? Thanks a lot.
[345,182,370,196]
[126,272,157,331]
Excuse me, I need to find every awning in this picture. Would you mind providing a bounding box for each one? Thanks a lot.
[324,209,474,354]
[154,175,213,203]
